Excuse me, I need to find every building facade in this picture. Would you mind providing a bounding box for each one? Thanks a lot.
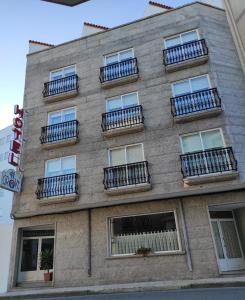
[8,2,245,289]
[0,126,14,293]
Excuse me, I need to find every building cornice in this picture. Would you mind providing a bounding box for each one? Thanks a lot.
[12,183,245,219]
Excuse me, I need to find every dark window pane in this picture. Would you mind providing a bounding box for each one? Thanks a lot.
[40,238,54,270]
[210,211,233,219]
[113,212,176,235]
[21,239,38,272]
[23,230,55,237]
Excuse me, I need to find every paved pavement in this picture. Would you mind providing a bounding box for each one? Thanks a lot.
[34,287,245,300]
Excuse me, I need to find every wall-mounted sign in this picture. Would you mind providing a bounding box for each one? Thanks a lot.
[8,105,24,168]
[0,169,22,193]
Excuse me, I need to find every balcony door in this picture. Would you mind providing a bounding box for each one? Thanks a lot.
[210,211,245,272]
[106,93,139,128]
[181,129,230,175]
[109,144,144,186]
[165,30,200,61]
[18,229,54,283]
[49,66,76,94]
[45,156,76,197]
[104,49,134,80]
[172,75,211,114]
[48,108,76,141]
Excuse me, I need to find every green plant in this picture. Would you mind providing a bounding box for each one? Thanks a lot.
[135,247,151,256]
[40,249,53,273]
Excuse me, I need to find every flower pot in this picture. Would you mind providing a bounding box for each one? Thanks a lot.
[44,272,51,282]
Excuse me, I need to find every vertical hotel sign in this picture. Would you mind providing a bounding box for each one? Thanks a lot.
[0,105,24,193]
[8,105,24,167]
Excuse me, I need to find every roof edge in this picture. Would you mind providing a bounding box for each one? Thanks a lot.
[29,40,55,47]
[84,22,109,30]
[27,1,225,57]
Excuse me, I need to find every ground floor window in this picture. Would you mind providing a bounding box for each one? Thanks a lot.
[108,211,181,256]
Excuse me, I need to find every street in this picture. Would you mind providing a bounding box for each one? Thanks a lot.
[35,287,245,300]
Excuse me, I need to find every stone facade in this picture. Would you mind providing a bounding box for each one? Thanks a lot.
[8,2,245,289]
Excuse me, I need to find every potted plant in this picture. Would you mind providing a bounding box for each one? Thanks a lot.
[40,249,53,282]
[135,247,152,257]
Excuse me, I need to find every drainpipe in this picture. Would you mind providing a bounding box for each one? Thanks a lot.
[179,198,193,272]
[88,209,92,277]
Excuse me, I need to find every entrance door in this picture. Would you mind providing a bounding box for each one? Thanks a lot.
[18,230,54,283]
[211,212,245,272]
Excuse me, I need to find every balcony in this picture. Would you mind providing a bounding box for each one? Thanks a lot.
[36,173,79,205]
[40,120,79,149]
[101,105,144,137]
[163,39,208,72]
[103,161,151,195]
[180,147,238,185]
[42,74,78,102]
[170,88,222,122]
[100,58,139,88]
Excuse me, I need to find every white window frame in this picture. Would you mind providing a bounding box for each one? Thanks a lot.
[108,143,145,167]
[45,155,76,177]
[107,210,182,257]
[50,65,76,81]
[180,128,226,154]
[171,74,211,97]
[164,29,200,49]
[106,92,139,112]
[47,107,77,125]
[104,48,135,66]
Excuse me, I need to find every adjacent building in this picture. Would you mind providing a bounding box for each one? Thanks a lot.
[8,1,245,290]
[0,126,14,293]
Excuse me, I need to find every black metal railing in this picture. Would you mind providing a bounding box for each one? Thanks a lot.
[101,105,144,132]
[170,88,221,117]
[180,147,237,178]
[103,161,150,189]
[40,120,79,144]
[43,74,78,97]
[163,39,208,66]
[100,58,139,83]
[36,173,79,199]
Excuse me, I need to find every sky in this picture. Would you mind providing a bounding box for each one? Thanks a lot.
[0,0,192,130]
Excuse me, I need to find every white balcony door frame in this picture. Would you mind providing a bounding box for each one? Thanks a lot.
[210,211,245,272]
[50,65,76,81]
[180,129,229,175]
[106,92,139,112]
[45,156,76,177]
[48,107,76,125]
[104,48,134,66]
[108,143,145,186]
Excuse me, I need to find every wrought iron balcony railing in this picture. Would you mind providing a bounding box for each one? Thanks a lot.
[43,74,78,97]
[40,120,79,144]
[163,39,208,66]
[36,173,79,199]
[180,147,237,178]
[170,88,221,117]
[103,161,150,190]
[100,58,139,83]
[101,105,144,132]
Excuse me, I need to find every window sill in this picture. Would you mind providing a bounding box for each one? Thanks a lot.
[43,89,78,103]
[101,73,139,89]
[106,251,185,259]
[104,182,151,196]
[41,137,79,150]
[102,123,144,138]
[174,107,222,123]
[183,170,238,185]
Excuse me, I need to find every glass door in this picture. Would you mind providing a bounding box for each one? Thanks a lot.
[18,232,54,283]
[211,215,245,271]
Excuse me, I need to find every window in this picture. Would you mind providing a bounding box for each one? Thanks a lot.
[172,75,210,97]
[181,129,224,154]
[165,30,199,49]
[48,108,76,125]
[50,65,76,81]
[106,92,138,112]
[45,156,76,177]
[105,49,134,66]
[109,144,144,166]
[109,211,180,255]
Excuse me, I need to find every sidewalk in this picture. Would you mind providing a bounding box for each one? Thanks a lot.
[1,276,245,299]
